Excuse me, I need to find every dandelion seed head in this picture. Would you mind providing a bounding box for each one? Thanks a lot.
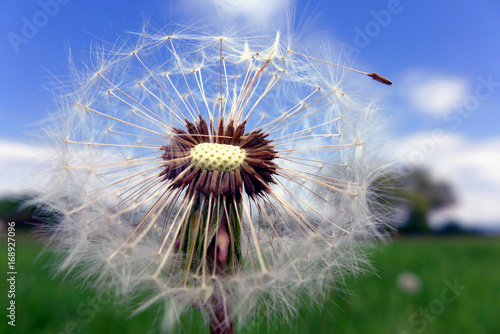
[37,23,392,331]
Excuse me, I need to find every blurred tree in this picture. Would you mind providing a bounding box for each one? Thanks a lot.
[397,169,454,234]
[371,168,455,235]
[0,194,47,230]
[436,221,479,236]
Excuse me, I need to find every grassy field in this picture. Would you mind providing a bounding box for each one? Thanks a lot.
[1,235,499,334]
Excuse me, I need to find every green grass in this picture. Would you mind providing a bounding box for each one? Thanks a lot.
[1,235,499,333]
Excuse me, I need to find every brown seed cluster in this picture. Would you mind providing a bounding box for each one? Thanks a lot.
[160,116,277,201]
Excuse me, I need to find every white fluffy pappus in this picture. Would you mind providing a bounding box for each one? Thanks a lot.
[37,24,392,332]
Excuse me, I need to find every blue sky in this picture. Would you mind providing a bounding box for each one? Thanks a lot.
[1,0,499,229]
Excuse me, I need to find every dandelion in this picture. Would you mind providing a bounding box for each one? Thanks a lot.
[39,25,391,333]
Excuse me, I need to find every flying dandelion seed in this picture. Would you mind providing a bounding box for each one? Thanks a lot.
[39,25,392,333]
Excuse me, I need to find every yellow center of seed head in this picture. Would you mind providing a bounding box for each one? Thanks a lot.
[190,143,246,172]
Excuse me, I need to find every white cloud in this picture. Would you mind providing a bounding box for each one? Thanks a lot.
[0,140,52,197]
[402,71,468,117]
[395,133,500,228]
[181,0,292,26]
[0,139,154,198]
[214,0,288,18]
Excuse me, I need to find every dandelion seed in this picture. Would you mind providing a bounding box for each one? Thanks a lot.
[39,25,392,333]
[397,271,423,295]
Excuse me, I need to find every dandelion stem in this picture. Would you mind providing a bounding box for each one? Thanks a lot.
[208,281,233,334]
[206,201,238,334]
